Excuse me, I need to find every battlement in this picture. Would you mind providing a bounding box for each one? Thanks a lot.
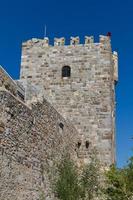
[20,33,117,167]
[22,35,111,48]
[0,31,118,199]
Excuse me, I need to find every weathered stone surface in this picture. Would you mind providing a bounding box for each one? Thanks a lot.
[0,66,25,101]
[0,35,118,200]
[20,35,118,166]
[0,121,5,133]
[0,89,78,200]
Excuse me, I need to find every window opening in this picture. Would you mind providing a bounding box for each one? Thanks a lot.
[77,142,81,149]
[86,141,89,149]
[59,122,64,130]
[62,66,71,78]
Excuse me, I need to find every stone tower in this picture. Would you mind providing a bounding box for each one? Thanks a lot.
[20,35,118,167]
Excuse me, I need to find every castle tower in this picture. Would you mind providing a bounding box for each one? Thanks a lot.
[20,35,118,166]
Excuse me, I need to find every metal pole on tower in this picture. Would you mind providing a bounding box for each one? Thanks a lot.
[44,25,47,38]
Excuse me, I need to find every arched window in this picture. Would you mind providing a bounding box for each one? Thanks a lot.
[62,66,71,78]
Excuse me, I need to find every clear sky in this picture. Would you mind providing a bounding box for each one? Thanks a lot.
[0,0,133,167]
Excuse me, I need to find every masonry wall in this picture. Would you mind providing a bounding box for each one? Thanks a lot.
[20,36,118,166]
[0,89,78,200]
[0,66,25,101]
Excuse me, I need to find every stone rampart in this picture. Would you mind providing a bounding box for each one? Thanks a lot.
[0,89,78,200]
[0,66,25,101]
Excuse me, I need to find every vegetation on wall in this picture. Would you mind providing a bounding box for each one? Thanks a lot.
[80,152,102,200]
[54,151,102,200]
[104,156,133,200]
[55,155,80,200]
[53,153,133,200]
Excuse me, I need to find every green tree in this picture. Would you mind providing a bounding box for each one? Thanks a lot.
[80,152,101,200]
[39,191,45,200]
[124,156,133,198]
[104,165,129,200]
[55,155,80,200]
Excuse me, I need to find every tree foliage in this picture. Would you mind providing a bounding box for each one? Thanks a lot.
[54,153,133,200]
[104,157,133,200]
[80,153,101,200]
[55,155,80,200]
[104,165,128,200]
[55,152,101,200]
[125,156,133,195]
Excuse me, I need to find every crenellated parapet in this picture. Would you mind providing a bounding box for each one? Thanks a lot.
[70,36,80,45]
[43,37,49,46]
[54,37,65,46]
[22,35,111,48]
[0,30,118,199]
[99,35,110,44]
[85,36,94,44]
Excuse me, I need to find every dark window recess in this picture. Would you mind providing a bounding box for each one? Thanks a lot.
[77,142,81,149]
[5,84,10,90]
[62,66,71,77]
[86,141,90,149]
[17,91,25,101]
[10,113,14,118]
[42,175,44,182]
[59,122,64,130]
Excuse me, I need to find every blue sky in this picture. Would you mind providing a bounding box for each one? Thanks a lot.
[0,0,133,167]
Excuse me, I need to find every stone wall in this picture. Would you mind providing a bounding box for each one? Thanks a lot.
[0,66,25,101]
[0,89,78,200]
[20,35,118,166]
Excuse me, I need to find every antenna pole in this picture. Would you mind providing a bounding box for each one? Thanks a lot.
[44,25,47,38]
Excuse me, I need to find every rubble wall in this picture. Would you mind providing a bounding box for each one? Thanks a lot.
[0,89,78,200]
